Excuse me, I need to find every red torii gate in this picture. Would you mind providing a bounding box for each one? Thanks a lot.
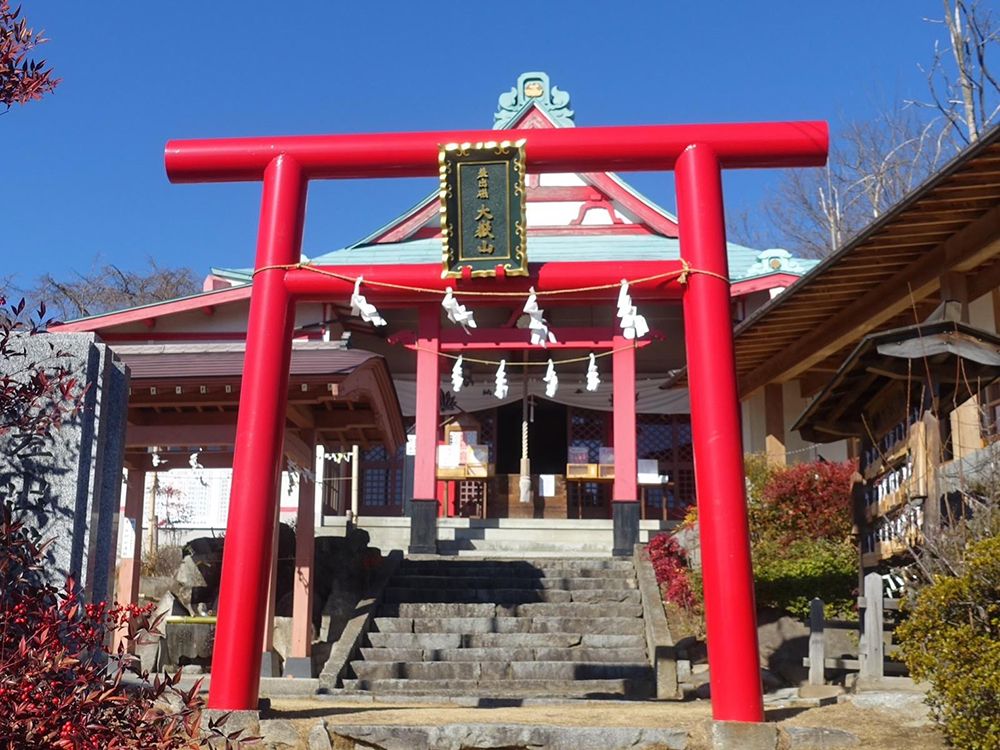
[164,121,828,722]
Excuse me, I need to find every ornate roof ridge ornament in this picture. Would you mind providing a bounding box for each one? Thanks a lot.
[494,71,575,129]
[744,248,809,278]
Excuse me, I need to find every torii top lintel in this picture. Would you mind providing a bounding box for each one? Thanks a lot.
[164,121,828,183]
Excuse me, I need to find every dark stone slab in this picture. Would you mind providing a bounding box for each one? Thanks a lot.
[612,500,640,556]
[408,499,438,554]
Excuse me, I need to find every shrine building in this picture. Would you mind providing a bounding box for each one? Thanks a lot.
[55,72,817,556]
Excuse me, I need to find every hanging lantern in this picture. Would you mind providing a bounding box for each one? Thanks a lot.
[523,287,557,347]
[586,352,601,392]
[616,280,649,340]
[543,358,558,397]
[494,359,509,399]
[451,355,465,393]
[350,276,387,327]
[442,287,477,333]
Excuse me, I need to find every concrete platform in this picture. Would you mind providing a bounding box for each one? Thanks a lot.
[317,516,676,556]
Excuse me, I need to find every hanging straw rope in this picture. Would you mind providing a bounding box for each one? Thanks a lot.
[250,258,729,294]
[414,342,639,367]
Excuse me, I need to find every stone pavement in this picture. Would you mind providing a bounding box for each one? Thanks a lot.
[239,691,943,750]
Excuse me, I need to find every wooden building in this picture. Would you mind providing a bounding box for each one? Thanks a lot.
[732,123,1000,576]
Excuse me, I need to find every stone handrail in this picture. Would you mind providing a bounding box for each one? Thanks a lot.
[318,548,403,691]
[633,543,681,700]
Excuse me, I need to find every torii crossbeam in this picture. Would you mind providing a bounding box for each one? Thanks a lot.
[165,120,828,722]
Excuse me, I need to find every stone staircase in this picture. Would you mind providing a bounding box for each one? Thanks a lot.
[344,557,653,698]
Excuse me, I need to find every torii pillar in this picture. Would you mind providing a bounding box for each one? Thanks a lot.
[164,120,827,724]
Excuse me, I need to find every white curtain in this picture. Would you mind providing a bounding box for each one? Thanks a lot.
[393,376,689,418]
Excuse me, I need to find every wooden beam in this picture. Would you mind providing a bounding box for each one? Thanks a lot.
[968,260,1000,301]
[313,408,375,429]
[128,410,236,427]
[126,423,236,447]
[739,204,1000,397]
[286,404,316,429]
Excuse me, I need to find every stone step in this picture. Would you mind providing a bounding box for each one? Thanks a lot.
[360,646,649,663]
[398,561,634,577]
[382,587,640,606]
[401,557,634,569]
[340,677,647,698]
[388,575,637,591]
[385,602,642,620]
[350,660,653,681]
[366,632,645,650]
[436,541,612,555]
[406,616,645,635]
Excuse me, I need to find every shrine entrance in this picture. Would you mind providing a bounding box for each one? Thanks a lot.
[164,116,827,724]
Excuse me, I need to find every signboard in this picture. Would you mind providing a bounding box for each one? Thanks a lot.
[439,140,527,278]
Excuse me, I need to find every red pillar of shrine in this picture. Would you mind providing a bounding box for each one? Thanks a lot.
[409,304,440,554]
[676,144,764,723]
[612,336,639,555]
[208,155,306,710]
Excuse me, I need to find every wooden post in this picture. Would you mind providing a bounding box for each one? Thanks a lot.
[808,597,825,686]
[860,572,884,679]
[113,468,146,653]
[314,443,325,528]
[260,496,281,677]
[287,437,315,678]
[764,383,786,466]
[350,444,360,519]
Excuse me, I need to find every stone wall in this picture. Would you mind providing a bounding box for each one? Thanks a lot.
[0,332,129,604]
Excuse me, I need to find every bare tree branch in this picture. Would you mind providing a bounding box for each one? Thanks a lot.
[29,257,201,320]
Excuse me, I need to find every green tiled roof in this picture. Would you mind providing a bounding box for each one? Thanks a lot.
[213,235,814,282]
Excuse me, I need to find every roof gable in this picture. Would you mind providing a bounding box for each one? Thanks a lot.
[355,72,679,247]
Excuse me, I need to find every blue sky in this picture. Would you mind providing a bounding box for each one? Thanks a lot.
[3,2,946,287]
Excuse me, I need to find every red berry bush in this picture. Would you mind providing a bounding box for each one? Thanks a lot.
[0,299,251,748]
[647,533,696,609]
[755,460,856,543]
[0,505,252,748]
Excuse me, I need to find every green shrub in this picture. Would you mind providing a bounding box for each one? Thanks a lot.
[752,537,856,619]
[898,535,1000,750]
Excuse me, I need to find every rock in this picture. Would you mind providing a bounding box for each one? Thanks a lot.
[307,720,333,750]
[798,684,844,700]
[162,622,214,668]
[175,555,208,587]
[783,726,860,748]
[761,668,785,691]
[272,615,316,665]
[331,725,429,750]
[330,724,689,750]
[673,522,701,570]
[139,575,173,601]
[180,664,203,675]
[677,659,692,680]
[846,691,930,725]
[259,718,300,749]
[202,709,260,742]
[321,579,362,643]
[712,720,778,750]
